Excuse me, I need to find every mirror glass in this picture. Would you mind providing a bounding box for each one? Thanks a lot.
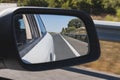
[14,14,89,64]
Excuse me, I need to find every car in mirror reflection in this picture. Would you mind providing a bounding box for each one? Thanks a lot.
[14,14,56,64]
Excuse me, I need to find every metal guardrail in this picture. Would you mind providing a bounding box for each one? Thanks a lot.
[94,20,120,42]
[64,34,88,42]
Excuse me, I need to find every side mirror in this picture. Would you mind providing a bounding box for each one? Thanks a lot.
[0,7,100,71]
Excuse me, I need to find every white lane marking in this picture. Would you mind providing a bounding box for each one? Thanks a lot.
[59,34,81,57]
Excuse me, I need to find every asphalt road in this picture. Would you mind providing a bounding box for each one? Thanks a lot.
[62,35,88,56]
[51,33,88,61]
[52,33,77,61]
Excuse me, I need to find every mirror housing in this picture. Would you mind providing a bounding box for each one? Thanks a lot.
[0,7,100,71]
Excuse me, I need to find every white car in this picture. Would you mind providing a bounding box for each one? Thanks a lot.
[15,14,56,64]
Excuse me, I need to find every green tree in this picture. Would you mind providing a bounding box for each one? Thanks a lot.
[61,27,66,34]
[68,19,83,28]
[116,9,120,18]
[47,0,56,7]
[18,0,25,6]
[19,0,48,6]
[78,0,92,13]
[102,0,120,9]
[0,0,18,3]
[77,0,103,14]
[102,0,120,14]
[47,0,70,9]
[66,27,76,33]
[16,0,120,15]
[91,0,103,14]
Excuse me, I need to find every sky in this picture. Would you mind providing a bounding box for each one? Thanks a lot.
[40,14,78,33]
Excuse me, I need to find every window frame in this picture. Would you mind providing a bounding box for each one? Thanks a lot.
[14,14,46,57]
[34,14,47,37]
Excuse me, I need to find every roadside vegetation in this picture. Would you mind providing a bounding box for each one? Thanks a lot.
[61,18,88,42]
[0,0,120,14]
[1,0,120,21]
[81,41,120,75]
[61,18,84,34]
[91,12,120,22]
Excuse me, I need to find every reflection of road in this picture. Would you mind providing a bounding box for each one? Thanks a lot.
[62,35,88,56]
[51,33,88,61]
[51,33,76,61]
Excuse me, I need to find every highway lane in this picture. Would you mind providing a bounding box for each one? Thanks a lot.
[51,33,76,61]
[51,33,88,61]
[62,35,88,56]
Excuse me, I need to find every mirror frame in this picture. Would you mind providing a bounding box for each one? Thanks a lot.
[0,7,100,71]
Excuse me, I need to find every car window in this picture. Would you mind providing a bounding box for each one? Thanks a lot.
[26,14,40,38]
[34,14,47,36]
[14,14,40,50]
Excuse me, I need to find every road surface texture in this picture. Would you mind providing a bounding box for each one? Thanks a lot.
[51,33,88,61]
[0,3,120,80]
[52,33,77,61]
[62,35,88,56]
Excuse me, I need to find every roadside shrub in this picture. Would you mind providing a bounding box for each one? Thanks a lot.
[116,9,120,18]
[105,15,114,21]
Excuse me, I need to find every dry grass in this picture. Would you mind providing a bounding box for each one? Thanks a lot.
[81,40,120,75]
[91,15,120,22]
